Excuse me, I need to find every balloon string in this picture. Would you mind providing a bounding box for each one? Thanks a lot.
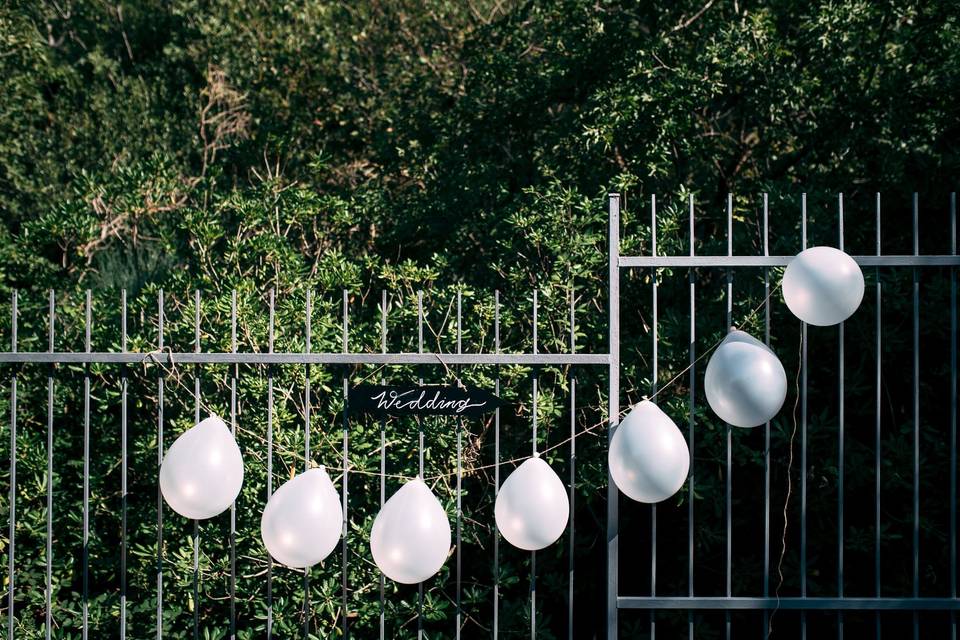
[142,280,784,483]
[768,322,804,637]
[142,347,337,472]
[438,280,784,482]
[647,281,783,403]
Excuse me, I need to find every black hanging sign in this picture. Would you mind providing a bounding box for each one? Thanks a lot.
[351,385,505,417]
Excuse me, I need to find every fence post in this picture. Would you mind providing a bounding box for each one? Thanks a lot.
[607,193,620,640]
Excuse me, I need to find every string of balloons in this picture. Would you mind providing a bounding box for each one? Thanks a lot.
[153,245,865,583]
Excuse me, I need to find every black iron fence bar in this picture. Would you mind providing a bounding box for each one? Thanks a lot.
[83,290,90,640]
[45,291,54,640]
[874,197,882,639]
[951,192,958,639]
[493,290,501,640]
[229,291,238,640]
[650,194,659,640]
[619,256,960,267]
[416,291,424,640]
[192,290,200,640]
[266,289,275,640]
[303,290,312,638]
[800,194,809,639]
[687,194,696,640]
[0,352,609,366]
[342,289,350,640]
[156,290,164,640]
[7,291,16,640]
[837,195,846,638]
[121,290,129,640]
[531,289,538,639]
[606,193,621,640]
[762,193,772,637]
[725,194,733,640]
[916,195,926,640]
[378,290,386,640]
[619,597,960,610]
[568,286,576,640]
[456,290,463,640]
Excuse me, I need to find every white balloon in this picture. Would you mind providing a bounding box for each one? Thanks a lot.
[495,456,569,551]
[608,400,690,503]
[783,246,865,326]
[705,330,787,428]
[370,477,451,584]
[261,466,343,569]
[160,415,244,519]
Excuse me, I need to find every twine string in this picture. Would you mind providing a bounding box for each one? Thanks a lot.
[143,281,783,483]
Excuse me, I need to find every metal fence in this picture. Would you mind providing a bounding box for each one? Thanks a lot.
[2,282,606,639]
[608,192,960,639]
[1,191,958,639]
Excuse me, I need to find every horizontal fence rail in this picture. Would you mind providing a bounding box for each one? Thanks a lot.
[0,352,608,365]
[619,255,960,267]
[618,597,960,611]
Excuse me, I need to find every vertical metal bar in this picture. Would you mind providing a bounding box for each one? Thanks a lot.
[192,290,200,640]
[837,195,845,640]
[912,193,920,640]
[417,291,424,640]
[7,290,15,640]
[83,289,91,640]
[342,289,350,640]
[800,195,808,640]
[456,291,463,640]
[194,291,200,423]
[121,290,128,640]
[303,290,312,638]
[305,289,312,464]
[229,291,237,640]
[494,290,501,640]
[46,290,54,640]
[379,290,387,640]
[157,289,164,640]
[448,471,464,632]
[762,193,771,638]
[688,194,696,640]
[568,285,576,640]
[650,193,658,640]
[267,289,274,640]
[531,289,538,639]
[606,193,620,640]
[725,193,733,640]
[874,194,882,640]
[950,192,957,640]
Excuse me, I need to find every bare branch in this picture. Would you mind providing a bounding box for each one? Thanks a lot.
[671,0,716,33]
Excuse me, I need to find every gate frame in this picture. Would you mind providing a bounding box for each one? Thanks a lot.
[606,192,960,639]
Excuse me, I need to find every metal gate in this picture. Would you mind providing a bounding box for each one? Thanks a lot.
[607,192,960,639]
